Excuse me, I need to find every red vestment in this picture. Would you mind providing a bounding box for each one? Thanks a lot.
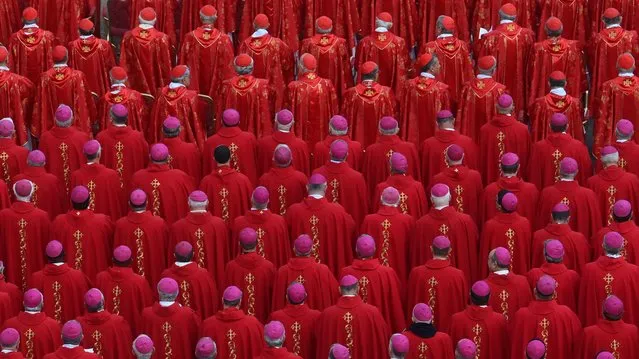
[8,27,56,86]
[399,76,451,146]
[138,302,201,358]
[313,161,368,226]
[94,266,154,333]
[480,212,532,277]
[0,138,27,188]
[314,295,390,359]
[271,256,339,311]
[96,126,149,186]
[204,124,258,184]
[355,31,408,98]
[402,329,454,359]
[51,210,114,281]
[130,163,195,224]
[38,127,89,194]
[32,0,89,43]
[360,205,414,283]
[420,129,478,185]
[529,93,584,142]
[359,0,417,49]
[32,66,96,138]
[411,206,479,283]
[179,25,234,97]
[449,305,509,359]
[342,82,396,147]
[471,0,535,41]
[0,275,23,314]
[161,262,219,319]
[581,319,639,359]
[300,34,353,101]
[29,263,91,323]
[0,70,35,146]
[12,167,67,220]
[129,0,175,44]
[372,174,427,219]
[199,166,252,225]
[70,163,127,220]
[200,307,264,358]
[269,304,321,359]
[362,135,420,197]
[68,36,116,96]
[258,166,308,216]
[285,73,339,148]
[528,133,592,190]
[419,0,469,44]
[484,272,532,321]
[169,211,229,290]
[593,221,639,263]
[302,0,360,49]
[532,223,591,274]
[478,114,531,185]
[421,37,474,104]
[285,196,356,275]
[42,346,98,359]
[113,210,169,287]
[161,136,201,183]
[477,23,535,115]
[312,135,363,171]
[589,0,639,36]
[76,311,132,359]
[0,202,49,292]
[527,263,580,312]
[406,259,467,333]
[257,130,310,176]
[430,165,483,224]
[535,181,602,240]
[538,0,587,43]
[216,75,273,137]
[231,209,291,267]
[340,258,405,333]
[587,165,639,226]
[178,0,227,40]
[2,311,61,359]
[0,0,18,45]
[150,85,204,150]
[480,176,539,226]
[596,140,639,175]
[458,76,508,142]
[225,252,277,323]
[578,256,639,326]
[97,86,147,132]
[119,27,171,95]
[595,76,639,154]
[509,300,583,358]
[0,179,8,210]
[239,0,298,52]
[528,38,586,107]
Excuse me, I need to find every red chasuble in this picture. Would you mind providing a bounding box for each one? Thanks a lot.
[509,300,583,359]
[420,37,474,104]
[578,256,639,326]
[51,210,114,281]
[200,166,252,225]
[528,133,592,190]
[399,76,451,146]
[0,138,26,189]
[0,202,49,292]
[0,179,8,210]
[537,0,587,43]
[480,176,539,225]
[68,36,116,96]
[589,0,639,34]
[340,259,405,333]
[355,31,408,98]
[239,0,298,52]
[0,70,35,146]
[302,0,360,50]
[484,272,532,321]
[179,25,234,97]
[129,0,175,45]
[593,221,639,264]
[532,223,591,274]
[284,73,339,147]
[204,126,258,184]
[29,263,91,323]
[403,329,454,359]
[97,87,147,132]
[216,75,273,138]
[13,167,67,220]
[32,0,89,43]
[418,0,469,44]
[119,27,171,95]
[179,0,229,42]
[258,166,308,216]
[138,302,201,359]
[269,304,321,359]
[478,114,531,185]
[43,346,98,358]
[596,140,639,176]
[342,82,396,147]
[76,310,132,359]
[411,206,478,283]
[361,205,415,284]
[529,93,584,142]
[70,164,127,220]
[359,0,417,50]
[150,85,204,150]
[313,162,368,226]
[170,211,228,291]
[527,263,580,312]
[94,266,153,333]
[96,126,149,186]
[32,66,96,138]
[430,165,483,224]
[0,275,23,314]
[373,174,427,220]
[420,130,478,185]
[162,136,201,183]
[595,76,639,154]
[113,210,169,288]
[527,38,586,107]
[161,262,219,319]
[225,252,276,323]
[476,23,535,115]
[535,181,602,239]
[362,135,420,197]
[200,307,264,359]
[0,0,18,45]
[231,209,291,267]
[271,256,339,311]
[581,319,639,359]
[313,135,364,172]
[257,130,310,176]
[7,27,55,86]
[0,294,16,326]
[130,164,195,224]
[471,0,535,41]
[2,312,61,359]
[480,212,532,277]
[406,259,467,333]
[449,305,508,359]
[300,34,353,101]
[458,76,508,142]
[587,166,639,226]
[285,196,356,275]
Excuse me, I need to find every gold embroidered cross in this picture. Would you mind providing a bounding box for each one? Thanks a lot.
[382,219,391,230]
[428,276,438,287]
[256,228,265,257]
[295,274,305,284]
[226,329,236,340]
[219,188,229,197]
[476,81,485,89]
[619,158,627,168]
[151,179,160,189]
[552,149,562,160]
[162,322,172,332]
[607,185,617,196]
[0,152,7,161]
[343,312,353,322]
[561,197,570,206]
[610,339,620,351]
[499,290,509,301]
[472,324,482,335]
[439,224,449,234]
[497,131,505,142]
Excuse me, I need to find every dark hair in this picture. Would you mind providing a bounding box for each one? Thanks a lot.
[604,312,622,321]
[470,291,489,306]
[550,124,567,133]
[223,298,241,307]
[500,163,519,174]
[113,258,132,267]
[420,57,437,74]
[85,153,99,162]
[175,251,193,263]
[603,16,622,27]
[214,145,231,163]
[613,212,632,223]
[130,202,146,212]
[432,246,450,257]
[79,29,93,36]
[551,210,570,222]
[47,251,64,264]
[111,114,127,125]
[545,29,562,38]
[163,127,179,138]
[361,70,378,82]
[549,78,567,88]
[72,198,90,210]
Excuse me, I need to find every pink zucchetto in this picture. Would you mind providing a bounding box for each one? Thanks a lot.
[494,247,511,267]
[13,179,32,197]
[157,278,179,295]
[497,94,513,109]
[544,239,564,259]
[55,105,73,123]
[356,235,376,258]
[552,202,570,214]
[329,115,348,131]
[252,186,269,204]
[84,288,103,308]
[436,110,453,121]
[616,119,634,136]
[223,286,242,302]
[412,303,433,322]
[500,192,518,211]
[379,116,398,131]
[456,338,477,359]
[431,183,449,197]
[46,240,63,258]
[113,245,132,262]
[550,113,568,127]
[27,150,46,165]
[62,320,82,340]
[471,281,490,297]
[175,241,193,257]
[339,275,358,287]
[381,187,400,204]
[432,235,450,250]
[23,289,43,308]
[133,335,154,355]
[222,109,240,126]
[273,145,292,165]
[536,275,557,296]
[70,185,89,203]
[287,282,306,303]
[500,152,519,166]
[0,328,19,347]
[603,295,624,317]
[83,140,100,156]
[596,352,615,359]
[604,231,624,250]
[446,144,464,162]
[189,190,208,203]
[239,227,258,247]
[601,146,618,157]
[330,140,349,160]
[559,157,578,174]
[264,321,285,340]
[129,189,147,206]
[150,143,169,162]
[111,104,128,118]
[309,173,326,185]
[329,344,350,359]
[613,200,632,218]
[294,234,312,254]
[390,333,409,354]
[275,110,294,125]
[526,339,546,359]
[195,337,216,357]
[0,118,13,137]
[390,152,408,172]
[162,116,180,131]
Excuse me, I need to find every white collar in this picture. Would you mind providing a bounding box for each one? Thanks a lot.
[139,24,154,30]
[0,66,9,71]
[342,294,356,297]
[190,209,207,213]
[607,253,622,258]
[23,24,38,29]
[619,72,634,78]
[617,139,629,143]
[309,194,323,199]
[159,301,175,307]
[24,310,40,314]
[434,205,448,210]
[79,35,93,40]
[168,82,185,89]
[560,178,574,182]
[477,74,492,79]
[607,24,622,29]
[420,72,435,79]
[53,262,64,266]
[442,127,455,131]
[63,344,79,349]
[53,64,68,69]
[500,20,514,24]
[375,27,388,33]
[549,88,566,96]
[330,160,343,164]
[0,350,15,353]
[494,269,509,275]
[175,261,191,267]
[111,83,126,88]
[252,29,268,38]
[437,34,453,38]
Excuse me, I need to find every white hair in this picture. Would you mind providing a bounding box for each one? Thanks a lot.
[189,199,209,211]
[601,152,620,165]
[13,181,33,202]
[431,193,451,207]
